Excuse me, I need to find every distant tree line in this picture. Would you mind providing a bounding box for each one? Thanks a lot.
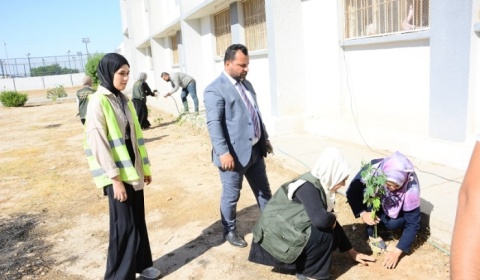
[30,64,79,77]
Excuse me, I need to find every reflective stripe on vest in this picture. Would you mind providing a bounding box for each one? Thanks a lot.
[84,93,151,188]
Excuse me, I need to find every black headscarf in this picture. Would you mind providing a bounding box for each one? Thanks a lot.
[97,53,130,95]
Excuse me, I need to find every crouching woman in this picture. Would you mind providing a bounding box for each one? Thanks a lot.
[248,148,375,280]
[346,151,421,269]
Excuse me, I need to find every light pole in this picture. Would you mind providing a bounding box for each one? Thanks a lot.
[77,51,84,72]
[67,50,72,72]
[3,41,9,77]
[26,53,32,77]
[0,60,4,78]
[72,56,76,72]
[82,38,90,57]
[42,58,45,67]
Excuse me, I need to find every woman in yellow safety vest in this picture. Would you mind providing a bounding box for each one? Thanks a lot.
[84,53,160,280]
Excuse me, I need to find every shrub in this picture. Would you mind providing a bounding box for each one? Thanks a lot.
[85,53,105,88]
[46,85,68,101]
[0,90,28,107]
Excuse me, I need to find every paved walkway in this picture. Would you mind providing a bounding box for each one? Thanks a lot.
[268,132,465,250]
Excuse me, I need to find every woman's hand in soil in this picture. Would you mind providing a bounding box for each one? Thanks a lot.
[382,248,402,269]
[112,177,127,202]
[361,211,380,225]
[347,249,376,266]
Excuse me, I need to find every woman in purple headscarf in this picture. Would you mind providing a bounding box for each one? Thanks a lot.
[346,151,421,269]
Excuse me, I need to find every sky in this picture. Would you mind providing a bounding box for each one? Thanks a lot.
[1,0,123,60]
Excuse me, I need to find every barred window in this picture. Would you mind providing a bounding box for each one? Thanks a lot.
[170,35,179,64]
[214,9,232,56]
[344,0,429,39]
[243,0,267,51]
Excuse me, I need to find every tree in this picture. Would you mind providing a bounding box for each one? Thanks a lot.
[85,53,105,88]
[31,64,79,77]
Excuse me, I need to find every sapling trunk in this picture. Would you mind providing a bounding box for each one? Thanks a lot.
[372,213,379,239]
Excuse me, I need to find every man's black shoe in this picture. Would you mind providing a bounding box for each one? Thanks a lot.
[224,231,247,247]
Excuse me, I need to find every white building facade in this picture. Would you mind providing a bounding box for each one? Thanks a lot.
[119,0,480,170]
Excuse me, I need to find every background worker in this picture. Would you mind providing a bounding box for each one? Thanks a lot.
[76,76,95,125]
[161,71,199,114]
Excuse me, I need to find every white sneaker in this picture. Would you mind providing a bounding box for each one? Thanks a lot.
[140,267,161,279]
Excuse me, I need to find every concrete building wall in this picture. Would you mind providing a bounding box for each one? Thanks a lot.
[301,0,477,170]
[132,0,149,45]
[0,73,85,92]
[471,2,480,137]
[118,0,480,170]
[302,1,343,118]
[429,0,472,143]
[162,0,181,24]
[262,0,305,135]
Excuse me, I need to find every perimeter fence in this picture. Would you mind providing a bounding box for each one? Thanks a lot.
[1,53,88,78]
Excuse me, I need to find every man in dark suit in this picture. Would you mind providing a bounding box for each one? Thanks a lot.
[204,44,273,248]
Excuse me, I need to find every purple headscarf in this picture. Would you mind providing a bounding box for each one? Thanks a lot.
[379,151,421,219]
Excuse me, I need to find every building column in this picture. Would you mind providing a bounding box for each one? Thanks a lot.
[429,0,473,141]
[264,0,306,135]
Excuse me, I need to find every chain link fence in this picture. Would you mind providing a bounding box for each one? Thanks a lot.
[0,53,89,78]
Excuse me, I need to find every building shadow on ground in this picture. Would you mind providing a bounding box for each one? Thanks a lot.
[147,204,260,279]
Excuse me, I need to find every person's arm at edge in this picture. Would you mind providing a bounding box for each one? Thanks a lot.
[451,141,480,279]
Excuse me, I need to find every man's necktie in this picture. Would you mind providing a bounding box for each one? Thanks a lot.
[237,82,260,138]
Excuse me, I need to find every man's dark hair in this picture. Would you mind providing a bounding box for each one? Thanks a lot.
[161,72,169,78]
[224,44,248,64]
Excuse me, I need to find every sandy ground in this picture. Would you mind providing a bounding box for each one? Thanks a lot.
[0,89,450,279]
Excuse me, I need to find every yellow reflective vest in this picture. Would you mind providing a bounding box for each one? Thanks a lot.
[84,93,151,188]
